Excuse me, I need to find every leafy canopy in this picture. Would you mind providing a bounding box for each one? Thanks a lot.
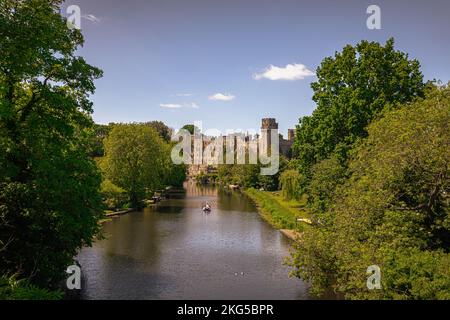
[0,0,104,287]
[290,85,450,299]
[293,38,425,176]
[102,124,170,207]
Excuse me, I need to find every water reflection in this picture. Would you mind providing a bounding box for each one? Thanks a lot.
[77,183,311,300]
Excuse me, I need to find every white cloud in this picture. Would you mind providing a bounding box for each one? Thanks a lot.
[82,14,101,23]
[253,63,315,81]
[208,93,236,101]
[176,93,194,97]
[160,102,199,109]
[160,103,182,109]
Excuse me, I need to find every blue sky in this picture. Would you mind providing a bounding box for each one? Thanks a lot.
[63,0,450,136]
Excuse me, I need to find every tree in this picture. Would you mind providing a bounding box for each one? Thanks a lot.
[102,124,168,208]
[279,169,304,201]
[293,38,425,177]
[0,275,62,300]
[290,84,450,299]
[101,179,128,210]
[181,124,200,135]
[89,123,112,157]
[216,156,288,190]
[0,0,103,287]
[146,120,173,143]
[164,161,187,188]
[242,164,260,188]
[217,165,234,185]
[307,155,347,214]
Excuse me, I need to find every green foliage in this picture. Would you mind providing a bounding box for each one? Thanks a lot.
[0,0,104,287]
[240,164,260,188]
[293,38,425,177]
[165,162,187,188]
[101,179,128,210]
[258,174,279,192]
[89,124,112,157]
[195,167,217,185]
[163,139,187,188]
[217,165,234,185]
[307,156,347,214]
[290,85,450,299]
[101,124,185,207]
[245,189,298,230]
[180,124,200,135]
[280,169,305,201]
[0,275,62,300]
[94,122,185,193]
[217,164,270,189]
[102,124,168,207]
[146,120,173,143]
[217,157,288,191]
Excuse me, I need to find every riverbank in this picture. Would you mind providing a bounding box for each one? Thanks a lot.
[279,229,303,241]
[243,188,310,240]
[78,183,308,299]
[105,208,135,217]
[101,186,186,222]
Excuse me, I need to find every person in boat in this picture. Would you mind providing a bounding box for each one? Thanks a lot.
[203,203,211,211]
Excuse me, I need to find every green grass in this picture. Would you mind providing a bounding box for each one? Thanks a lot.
[244,188,310,231]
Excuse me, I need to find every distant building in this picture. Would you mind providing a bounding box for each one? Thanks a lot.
[261,118,295,158]
[187,118,295,178]
[288,129,295,141]
[260,118,278,157]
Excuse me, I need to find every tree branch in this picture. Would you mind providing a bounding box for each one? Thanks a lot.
[0,236,14,253]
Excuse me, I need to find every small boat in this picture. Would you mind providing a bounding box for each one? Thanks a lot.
[202,203,212,213]
[152,195,161,202]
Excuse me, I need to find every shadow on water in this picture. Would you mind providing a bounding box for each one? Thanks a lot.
[76,182,335,300]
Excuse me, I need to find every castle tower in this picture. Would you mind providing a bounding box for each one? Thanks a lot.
[262,118,279,131]
[261,118,278,156]
[288,129,295,141]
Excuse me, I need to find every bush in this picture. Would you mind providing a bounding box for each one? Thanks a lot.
[0,275,62,300]
[101,179,128,210]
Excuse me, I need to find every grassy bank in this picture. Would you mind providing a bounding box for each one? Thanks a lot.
[244,188,310,231]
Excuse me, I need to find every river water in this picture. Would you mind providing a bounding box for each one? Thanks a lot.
[77,182,311,300]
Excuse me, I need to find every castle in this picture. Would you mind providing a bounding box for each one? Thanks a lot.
[261,118,295,158]
[187,118,295,178]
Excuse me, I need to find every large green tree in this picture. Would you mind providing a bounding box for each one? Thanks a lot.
[306,155,347,214]
[0,0,103,287]
[279,169,305,201]
[89,123,112,157]
[291,85,450,299]
[146,120,173,143]
[102,124,169,207]
[293,38,425,177]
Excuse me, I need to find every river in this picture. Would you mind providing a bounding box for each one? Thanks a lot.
[77,182,311,299]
